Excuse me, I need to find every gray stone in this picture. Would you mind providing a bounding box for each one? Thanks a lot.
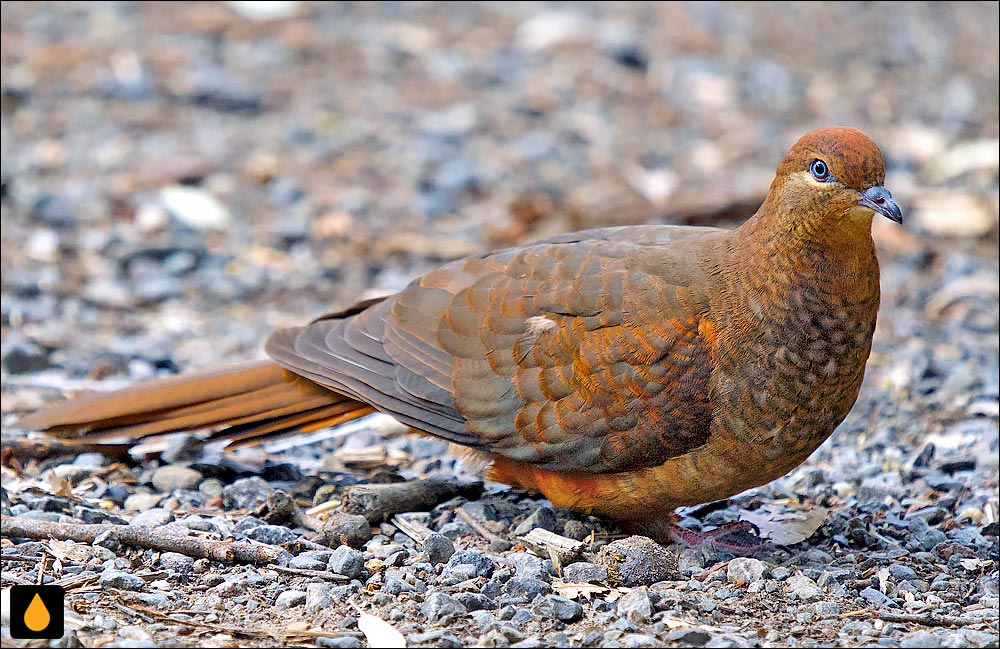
[616,586,654,623]
[100,570,145,591]
[305,583,333,614]
[158,552,194,573]
[563,561,608,584]
[860,586,896,607]
[316,637,362,649]
[727,557,768,583]
[130,508,175,527]
[513,507,559,536]
[786,574,824,601]
[504,577,552,600]
[317,514,372,549]
[275,590,307,608]
[151,466,203,492]
[508,552,551,582]
[422,533,456,564]
[124,493,162,511]
[421,592,467,624]
[889,563,918,581]
[244,524,298,544]
[666,628,712,646]
[899,630,944,648]
[446,550,496,579]
[533,594,583,622]
[453,592,496,612]
[328,546,365,579]
[289,555,327,571]
[222,476,274,510]
[813,601,841,617]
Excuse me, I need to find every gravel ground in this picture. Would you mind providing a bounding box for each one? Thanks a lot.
[1,2,998,648]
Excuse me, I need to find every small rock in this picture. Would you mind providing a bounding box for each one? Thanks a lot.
[503,577,552,600]
[860,586,896,608]
[453,592,496,612]
[727,557,768,583]
[124,493,162,512]
[305,583,333,614]
[597,536,680,586]
[446,550,496,579]
[421,592,467,624]
[616,586,654,624]
[244,525,298,545]
[889,564,918,581]
[513,507,559,536]
[130,508,175,527]
[158,552,194,573]
[275,590,307,608]
[666,628,712,646]
[223,477,274,510]
[900,630,945,648]
[423,533,456,564]
[786,574,824,601]
[814,601,841,617]
[100,570,145,591]
[160,185,231,230]
[328,546,365,579]
[151,466,203,492]
[562,561,607,584]
[533,594,583,622]
[508,552,551,582]
[2,335,51,374]
[316,637,362,649]
[289,555,327,571]
[317,513,372,549]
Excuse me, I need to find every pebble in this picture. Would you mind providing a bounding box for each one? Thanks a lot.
[328,546,366,579]
[318,514,372,549]
[454,592,496,612]
[130,508,175,527]
[513,507,559,535]
[503,577,552,600]
[151,466,203,492]
[786,574,824,601]
[666,628,712,646]
[124,493,163,511]
[316,638,362,649]
[563,561,608,584]
[244,524,298,544]
[158,552,195,573]
[597,536,680,586]
[508,552,551,582]
[305,583,333,614]
[275,590,307,608]
[446,550,496,579]
[421,592,468,624]
[222,477,274,510]
[727,557,768,583]
[422,533,456,564]
[616,586,654,623]
[289,555,327,571]
[533,594,583,622]
[100,570,145,591]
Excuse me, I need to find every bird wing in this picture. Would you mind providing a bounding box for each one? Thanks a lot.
[265,225,726,473]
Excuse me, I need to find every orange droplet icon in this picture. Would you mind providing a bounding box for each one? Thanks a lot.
[24,592,51,632]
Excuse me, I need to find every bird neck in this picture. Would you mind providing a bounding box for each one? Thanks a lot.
[724,211,880,321]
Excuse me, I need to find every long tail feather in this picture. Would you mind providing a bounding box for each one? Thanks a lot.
[14,361,373,449]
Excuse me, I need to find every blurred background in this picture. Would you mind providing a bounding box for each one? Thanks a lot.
[1,2,997,427]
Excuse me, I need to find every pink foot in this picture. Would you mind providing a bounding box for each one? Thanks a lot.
[667,520,773,556]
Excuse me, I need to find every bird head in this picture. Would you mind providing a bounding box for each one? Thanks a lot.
[761,126,902,238]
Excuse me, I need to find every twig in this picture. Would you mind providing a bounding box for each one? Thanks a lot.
[692,560,731,582]
[268,565,347,581]
[1,436,132,462]
[870,610,992,628]
[114,601,154,624]
[519,528,586,565]
[392,514,435,544]
[2,517,288,564]
[343,478,483,524]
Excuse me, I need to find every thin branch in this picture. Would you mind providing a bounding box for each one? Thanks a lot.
[2,517,288,564]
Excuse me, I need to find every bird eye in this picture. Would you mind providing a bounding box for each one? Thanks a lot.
[810,159,832,182]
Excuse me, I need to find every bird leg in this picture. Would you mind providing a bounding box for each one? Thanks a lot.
[665,519,774,556]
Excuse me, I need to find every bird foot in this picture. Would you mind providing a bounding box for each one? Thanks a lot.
[667,520,773,556]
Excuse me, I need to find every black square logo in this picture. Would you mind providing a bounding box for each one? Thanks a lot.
[9,585,65,639]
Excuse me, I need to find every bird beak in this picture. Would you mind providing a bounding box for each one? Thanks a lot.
[860,185,902,224]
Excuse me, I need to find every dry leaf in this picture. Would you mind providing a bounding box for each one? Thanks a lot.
[357,612,406,648]
[553,581,610,600]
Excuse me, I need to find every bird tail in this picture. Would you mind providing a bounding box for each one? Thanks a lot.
[14,361,375,449]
